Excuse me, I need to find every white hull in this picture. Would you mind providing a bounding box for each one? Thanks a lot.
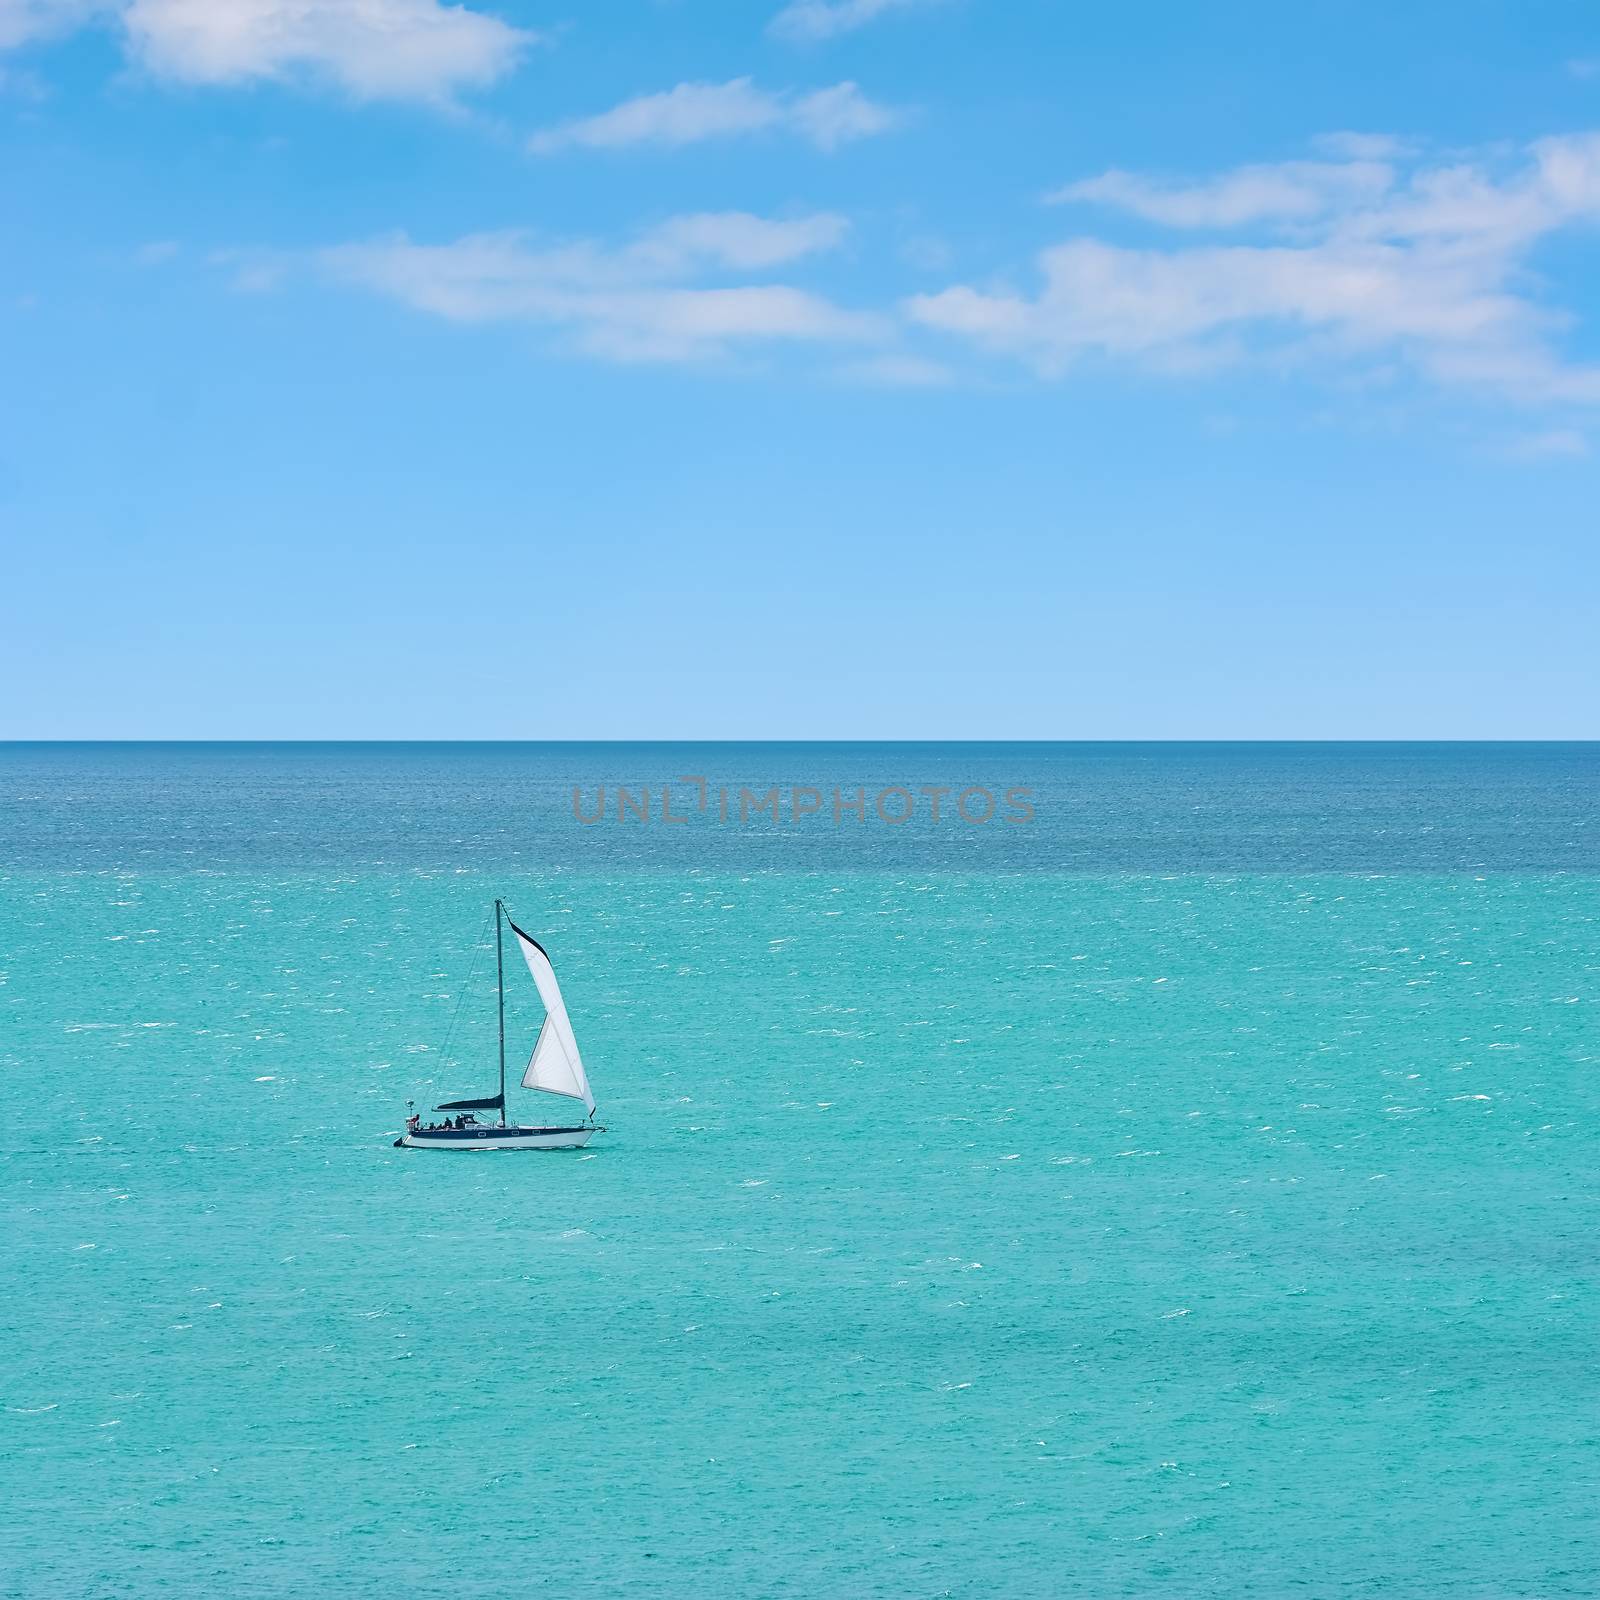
[398,1125,597,1151]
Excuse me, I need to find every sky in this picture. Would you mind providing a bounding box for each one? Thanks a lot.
[2,0,1598,738]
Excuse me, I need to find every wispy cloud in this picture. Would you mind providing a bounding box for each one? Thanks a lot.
[1311,131,1415,161]
[208,245,291,293]
[0,0,105,50]
[529,76,896,154]
[311,211,885,362]
[1503,428,1589,460]
[0,60,50,98]
[1049,158,1395,228]
[836,352,953,386]
[769,0,941,44]
[624,210,851,270]
[2,0,534,103]
[912,133,1600,408]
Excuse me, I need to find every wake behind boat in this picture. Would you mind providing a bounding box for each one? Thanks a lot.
[395,900,603,1152]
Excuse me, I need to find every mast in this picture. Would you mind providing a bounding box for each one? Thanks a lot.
[495,898,506,1127]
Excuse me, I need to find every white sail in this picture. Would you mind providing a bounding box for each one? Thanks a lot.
[509,923,595,1117]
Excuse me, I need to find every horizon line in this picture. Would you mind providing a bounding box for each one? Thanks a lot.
[4,738,1599,748]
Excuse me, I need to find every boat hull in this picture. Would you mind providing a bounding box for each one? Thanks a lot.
[397,1125,598,1151]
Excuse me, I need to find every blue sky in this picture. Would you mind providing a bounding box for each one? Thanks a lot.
[2,0,1598,738]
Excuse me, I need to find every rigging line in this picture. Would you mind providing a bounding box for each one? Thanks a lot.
[434,902,493,1077]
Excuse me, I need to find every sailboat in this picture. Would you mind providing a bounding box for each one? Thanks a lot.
[395,900,603,1151]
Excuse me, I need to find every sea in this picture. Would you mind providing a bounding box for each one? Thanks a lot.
[1,743,1596,1598]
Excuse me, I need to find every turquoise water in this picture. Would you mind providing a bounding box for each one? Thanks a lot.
[2,746,1598,1597]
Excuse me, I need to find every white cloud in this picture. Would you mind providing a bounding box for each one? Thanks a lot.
[788,79,897,148]
[123,0,531,101]
[314,212,884,362]
[0,0,104,49]
[769,0,938,43]
[1,0,531,102]
[913,133,1600,407]
[627,211,851,271]
[530,78,775,152]
[1050,159,1395,228]
[529,76,896,154]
